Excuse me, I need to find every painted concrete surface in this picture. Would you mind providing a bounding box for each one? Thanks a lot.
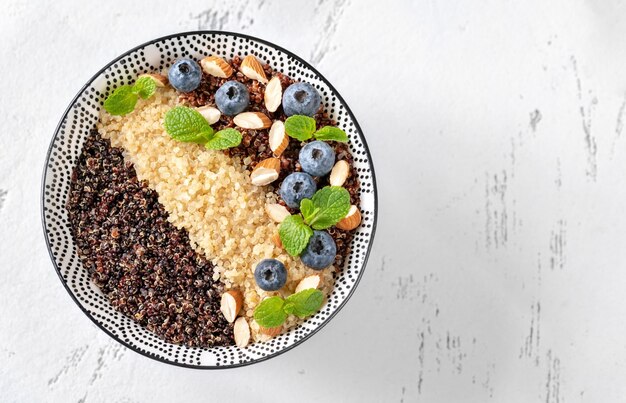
[2,0,626,401]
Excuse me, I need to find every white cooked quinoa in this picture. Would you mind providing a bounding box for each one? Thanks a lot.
[98,88,335,341]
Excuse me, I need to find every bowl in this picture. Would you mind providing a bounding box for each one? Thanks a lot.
[41,31,377,368]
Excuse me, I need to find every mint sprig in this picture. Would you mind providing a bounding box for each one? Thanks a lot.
[279,186,351,256]
[253,296,287,328]
[301,186,351,230]
[205,128,242,150]
[163,106,242,150]
[284,115,348,143]
[254,289,324,328]
[103,76,159,116]
[285,288,325,318]
[279,215,313,256]
[285,115,316,141]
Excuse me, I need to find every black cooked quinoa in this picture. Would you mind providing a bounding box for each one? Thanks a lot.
[66,131,233,347]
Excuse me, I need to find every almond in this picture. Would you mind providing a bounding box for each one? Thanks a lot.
[195,105,221,125]
[200,55,233,78]
[233,111,271,130]
[295,274,322,293]
[329,160,350,187]
[260,326,282,337]
[336,205,361,230]
[240,55,268,84]
[268,120,289,156]
[220,290,243,323]
[272,232,283,248]
[265,203,290,223]
[138,73,168,87]
[234,317,251,348]
[250,157,280,186]
[264,76,282,112]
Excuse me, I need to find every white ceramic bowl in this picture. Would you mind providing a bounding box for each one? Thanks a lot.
[42,31,377,368]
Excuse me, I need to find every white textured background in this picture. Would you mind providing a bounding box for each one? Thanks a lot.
[2,0,626,402]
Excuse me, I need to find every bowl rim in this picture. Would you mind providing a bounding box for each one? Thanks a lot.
[41,30,378,369]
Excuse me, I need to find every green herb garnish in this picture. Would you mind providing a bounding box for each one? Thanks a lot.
[313,125,349,142]
[284,115,348,143]
[301,186,351,230]
[103,76,159,116]
[163,106,242,150]
[253,296,287,328]
[278,214,313,256]
[279,186,351,256]
[254,289,324,328]
[205,128,242,150]
[284,288,325,318]
[284,115,316,141]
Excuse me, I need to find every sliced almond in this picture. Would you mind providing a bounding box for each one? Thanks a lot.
[295,274,322,293]
[265,203,290,223]
[220,290,243,323]
[200,55,233,78]
[138,73,168,87]
[240,55,268,84]
[336,205,362,231]
[234,112,271,130]
[250,157,280,186]
[234,317,251,348]
[260,326,282,337]
[195,105,221,125]
[272,232,283,248]
[264,76,282,112]
[268,120,289,156]
[329,160,350,187]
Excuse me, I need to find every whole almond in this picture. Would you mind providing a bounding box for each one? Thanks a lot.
[195,105,221,125]
[264,76,282,112]
[250,157,280,186]
[138,73,168,87]
[234,317,251,348]
[220,290,243,323]
[260,326,282,337]
[234,112,271,129]
[265,203,290,223]
[268,120,289,156]
[329,160,350,187]
[240,55,268,84]
[336,205,361,231]
[295,274,322,293]
[200,55,233,78]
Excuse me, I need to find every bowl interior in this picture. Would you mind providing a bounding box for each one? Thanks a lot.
[42,31,377,368]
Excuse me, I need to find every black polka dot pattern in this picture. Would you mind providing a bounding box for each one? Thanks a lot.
[41,32,377,369]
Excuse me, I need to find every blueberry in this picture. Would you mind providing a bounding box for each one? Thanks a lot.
[168,59,202,93]
[254,259,287,291]
[299,141,335,177]
[280,172,317,209]
[282,82,321,117]
[301,231,336,270]
[215,81,250,116]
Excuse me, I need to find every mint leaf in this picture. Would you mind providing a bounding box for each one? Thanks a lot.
[279,215,313,256]
[164,106,214,144]
[254,296,288,328]
[103,85,138,116]
[283,302,295,315]
[314,126,348,142]
[132,76,157,99]
[285,288,324,318]
[284,115,316,141]
[300,198,318,224]
[306,186,351,229]
[205,128,242,150]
